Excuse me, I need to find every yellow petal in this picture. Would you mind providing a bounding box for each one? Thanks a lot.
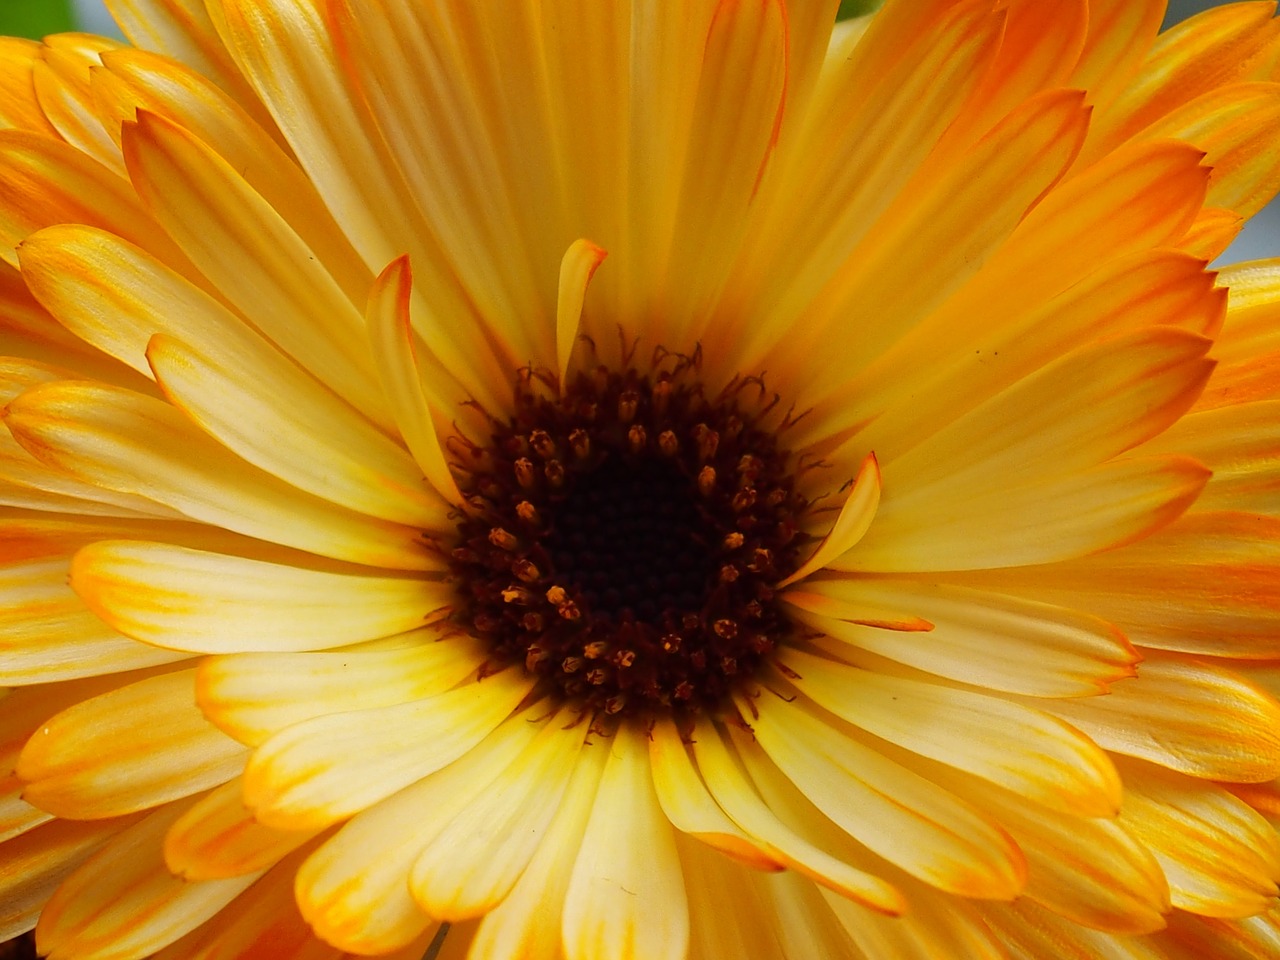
[743,689,1026,900]
[196,634,487,746]
[782,577,1137,697]
[35,798,260,960]
[556,239,607,385]
[774,648,1122,817]
[778,452,879,588]
[242,666,535,830]
[4,380,436,571]
[561,722,689,960]
[1040,654,1280,784]
[17,669,247,820]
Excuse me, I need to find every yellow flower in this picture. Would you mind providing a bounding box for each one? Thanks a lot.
[2,0,1280,957]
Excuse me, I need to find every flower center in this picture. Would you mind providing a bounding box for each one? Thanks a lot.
[449,361,812,719]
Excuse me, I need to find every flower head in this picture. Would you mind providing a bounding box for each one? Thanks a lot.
[2,1,1280,958]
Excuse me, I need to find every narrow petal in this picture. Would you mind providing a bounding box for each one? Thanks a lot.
[465,731,608,960]
[778,452,879,588]
[16,669,247,820]
[162,777,318,881]
[782,577,1138,697]
[0,38,57,135]
[147,331,446,528]
[31,36,125,173]
[648,714,782,871]
[1040,654,1280,783]
[961,512,1280,659]
[120,109,392,429]
[688,716,906,914]
[364,256,464,507]
[3,380,436,571]
[556,239,607,385]
[196,634,488,746]
[1117,760,1280,919]
[36,799,260,960]
[562,723,689,960]
[744,689,1026,900]
[409,713,589,920]
[774,648,1122,817]
[70,540,449,654]
[295,708,547,954]
[0,816,134,943]
[0,556,187,685]
[242,666,535,830]
[1067,0,1164,110]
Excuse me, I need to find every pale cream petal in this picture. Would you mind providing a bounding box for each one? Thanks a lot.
[778,452,879,588]
[3,380,436,571]
[0,555,188,685]
[743,689,1026,900]
[36,799,260,960]
[16,669,247,820]
[94,47,371,302]
[1117,759,1280,919]
[409,712,589,920]
[120,109,393,429]
[556,239,607,385]
[562,722,689,960]
[162,776,317,881]
[147,331,446,528]
[1038,654,1280,783]
[688,715,905,915]
[774,648,1121,817]
[242,666,535,830]
[196,633,487,746]
[364,256,464,507]
[647,714,781,871]
[0,816,135,943]
[148,845,340,960]
[295,708,547,954]
[466,730,607,960]
[70,540,449,654]
[782,577,1137,697]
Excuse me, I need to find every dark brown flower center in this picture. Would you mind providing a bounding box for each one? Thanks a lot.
[449,360,813,720]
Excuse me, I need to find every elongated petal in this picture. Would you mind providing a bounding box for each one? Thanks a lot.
[689,716,905,914]
[1117,760,1280,919]
[648,715,781,871]
[36,799,260,960]
[295,708,547,954]
[242,666,535,830]
[3,381,435,571]
[70,540,449,654]
[562,722,689,960]
[556,239,607,385]
[744,690,1026,899]
[779,452,879,587]
[410,714,589,920]
[774,648,1121,817]
[1041,655,1280,783]
[782,577,1137,697]
[196,634,488,746]
[162,777,317,881]
[16,669,247,820]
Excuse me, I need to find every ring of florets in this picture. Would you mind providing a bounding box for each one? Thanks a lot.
[447,349,817,721]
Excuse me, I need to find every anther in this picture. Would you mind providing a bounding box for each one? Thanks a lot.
[714,619,739,639]
[698,465,716,496]
[529,430,556,460]
[694,423,719,461]
[628,424,647,453]
[719,563,740,583]
[546,585,568,605]
[583,640,608,659]
[731,487,757,512]
[562,656,584,674]
[545,460,565,487]
[722,531,745,550]
[502,586,533,604]
[618,389,640,424]
[512,558,541,582]
[514,458,537,489]
[489,527,518,550]
[568,428,591,460]
[516,500,540,525]
[658,430,679,457]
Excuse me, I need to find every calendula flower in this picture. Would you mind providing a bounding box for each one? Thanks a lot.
[2,0,1280,958]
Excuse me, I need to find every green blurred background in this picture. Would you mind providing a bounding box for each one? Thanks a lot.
[1,0,1275,263]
